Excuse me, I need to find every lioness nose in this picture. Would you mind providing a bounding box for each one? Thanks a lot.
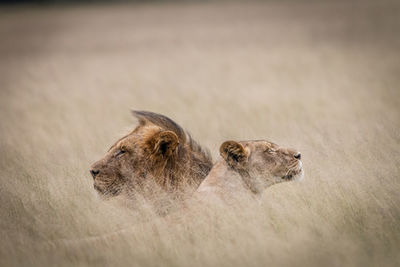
[294,152,301,160]
[90,169,100,179]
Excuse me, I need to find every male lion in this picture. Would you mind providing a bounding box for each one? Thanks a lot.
[194,140,303,203]
[90,111,213,203]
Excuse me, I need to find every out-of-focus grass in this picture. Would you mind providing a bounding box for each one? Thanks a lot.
[0,1,399,266]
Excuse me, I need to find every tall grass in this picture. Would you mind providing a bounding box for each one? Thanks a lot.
[0,1,399,266]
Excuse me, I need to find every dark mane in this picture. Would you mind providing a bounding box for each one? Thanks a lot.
[92,110,213,207]
[132,110,212,176]
[132,110,187,143]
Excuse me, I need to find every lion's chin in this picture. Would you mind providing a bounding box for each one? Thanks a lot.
[93,185,108,200]
[93,184,122,200]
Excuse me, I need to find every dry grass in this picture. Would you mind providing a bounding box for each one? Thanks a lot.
[1,1,400,266]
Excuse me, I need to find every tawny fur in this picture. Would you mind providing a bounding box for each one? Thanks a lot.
[90,111,213,204]
[194,140,304,204]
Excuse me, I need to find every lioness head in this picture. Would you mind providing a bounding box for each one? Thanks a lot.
[219,140,303,192]
[89,111,212,199]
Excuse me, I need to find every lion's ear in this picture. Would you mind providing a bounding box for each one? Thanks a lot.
[219,141,249,169]
[147,130,179,158]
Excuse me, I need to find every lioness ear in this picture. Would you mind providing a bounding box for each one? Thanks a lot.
[147,130,179,158]
[219,141,249,169]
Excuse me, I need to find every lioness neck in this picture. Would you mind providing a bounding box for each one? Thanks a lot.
[195,160,251,197]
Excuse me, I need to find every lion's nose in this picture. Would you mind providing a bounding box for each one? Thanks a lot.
[294,152,301,160]
[90,169,100,179]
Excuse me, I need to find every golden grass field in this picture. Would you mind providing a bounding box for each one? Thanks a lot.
[1,1,400,266]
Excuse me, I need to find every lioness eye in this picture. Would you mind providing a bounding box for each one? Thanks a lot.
[116,150,126,157]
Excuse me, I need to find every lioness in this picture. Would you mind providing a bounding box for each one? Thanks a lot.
[90,111,213,201]
[194,140,303,203]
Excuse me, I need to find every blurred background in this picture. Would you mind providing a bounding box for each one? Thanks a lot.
[0,0,399,266]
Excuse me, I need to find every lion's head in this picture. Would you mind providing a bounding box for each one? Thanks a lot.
[218,139,303,192]
[89,111,213,199]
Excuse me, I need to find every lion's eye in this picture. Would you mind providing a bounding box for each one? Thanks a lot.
[266,148,276,154]
[116,150,126,158]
